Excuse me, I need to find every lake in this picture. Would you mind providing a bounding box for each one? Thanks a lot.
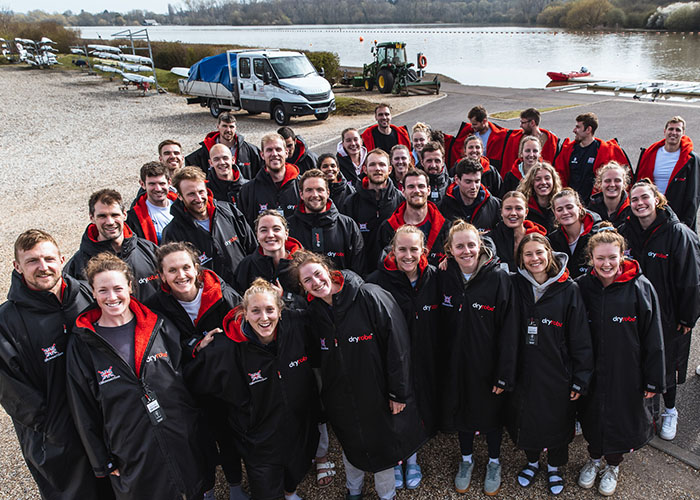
[73,25,700,88]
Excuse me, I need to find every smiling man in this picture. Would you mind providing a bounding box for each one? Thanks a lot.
[127,162,177,244]
[636,116,700,228]
[206,143,248,208]
[287,169,365,274]
[0,230,112,500]
[162,166,256,287]
[378,168,448,265]
[238,133,301,227]
[360,103,411,154]
[65,189,161,301]
[158,139,185,177]
[185,112,262,179]
[439,158,501,231]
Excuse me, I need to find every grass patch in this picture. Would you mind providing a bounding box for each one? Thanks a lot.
[335,96,376,116]
[491,105,581,120]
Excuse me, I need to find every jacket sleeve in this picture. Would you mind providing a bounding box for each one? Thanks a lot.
[0,320,47,432]
[636,277,666,394]
[671,225,700,328]
[125,209,145,239]
[347,219,366,276]
[65,338,113,477]
[237,182,255,227]
[676,153,700,228]
[566,283,594,394]
[185,146,208,172]
[365,285,412,403]
[493,270,518,391]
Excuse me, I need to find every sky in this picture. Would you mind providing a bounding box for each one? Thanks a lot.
[6,1,174,14]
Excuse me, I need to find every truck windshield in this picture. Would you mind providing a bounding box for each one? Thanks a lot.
[268,56,317,79]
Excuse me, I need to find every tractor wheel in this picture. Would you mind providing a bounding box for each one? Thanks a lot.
[377,69,394,94]
[364,78,374,91]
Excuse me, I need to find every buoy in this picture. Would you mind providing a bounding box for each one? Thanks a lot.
[417,54,427,69]
[359,37,364,41]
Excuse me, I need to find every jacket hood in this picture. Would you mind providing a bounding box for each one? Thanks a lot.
[7,270,74,312]
[202,131,245,152]
[171,189,217,226]
[80,222,138,258]
[306,270,365,312]
[428,168,450,186]
[382,251,429,276]
[590,258,641,284]
[257,162,299,188]
[294,200,339,227]
[75,297,158,377]
[132,191,178,243]
[159,269,223,326]
[387,201,445,251]
[290,136,309,164]
[517,251,570,293]
[637,135,694,185]
[589,190,630,219]
[559,210,600,244]
[336,141,368,167]
[523,219,548,236]
[257,236,303,257]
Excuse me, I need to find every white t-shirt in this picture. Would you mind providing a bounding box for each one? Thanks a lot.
[195,218,211,232]
[568,224,585,254]
[654,147,681,194]
[462,272,472,282]
[177,287,203,324]
[145,199,173,243]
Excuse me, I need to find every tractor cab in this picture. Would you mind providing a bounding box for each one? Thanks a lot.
[375,42,407,67]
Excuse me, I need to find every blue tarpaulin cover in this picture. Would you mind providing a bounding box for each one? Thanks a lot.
[188,52,236,91]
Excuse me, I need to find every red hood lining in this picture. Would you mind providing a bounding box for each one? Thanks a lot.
[133,191,178,243]
[383,252,429,276]
[592,258,639,284]
[306,270,344,302]
[256,237,303,257]
[637,136,693,188]
[75,298,157,377]
[299,200,332,214]
[87,222,133,243]
[387,201,445,251]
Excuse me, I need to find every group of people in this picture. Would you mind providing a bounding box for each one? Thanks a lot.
[1,103,699,500]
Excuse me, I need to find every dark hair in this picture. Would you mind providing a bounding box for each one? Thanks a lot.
[158,139,181,156]
[89,189,125,216]
[520,108,541,126]
[404,167,430,186]
[156,241,201,275]
[217,112,236,124]
[375,103,391,113]
[316,153,337,169]
[14,229,60,261]
[288,249,336,286]
[454,157,483,177]
[277,126,296,140]
[576,112,598,134]
[139,161,170,183]
[629,178,669,210]
[468,105,487,122]
[341,127,359,143]
[299,168,329,192]
[429,129,445,146]
[419,141,444,161]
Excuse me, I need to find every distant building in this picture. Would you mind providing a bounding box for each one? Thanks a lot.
[143,19,159,26]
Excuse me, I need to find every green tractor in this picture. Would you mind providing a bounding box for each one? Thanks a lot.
[360,41,440,95]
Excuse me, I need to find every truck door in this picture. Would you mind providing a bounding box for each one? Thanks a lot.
[247,58,269,112]
[238,56,257,111]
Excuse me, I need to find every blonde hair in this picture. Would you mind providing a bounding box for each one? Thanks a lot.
[444,219,483,257]
[412,122,431,136]
[391,224,426,250]
[260,133,285,150]
[501,190,528,205]
[593,161,631,192]
[586,222,626,265]
[518,134,541,157]
[235,277,284,321]
[517,162,562,204]
[14,229,59,261]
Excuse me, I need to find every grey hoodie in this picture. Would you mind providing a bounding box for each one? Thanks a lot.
[517,252,569,302]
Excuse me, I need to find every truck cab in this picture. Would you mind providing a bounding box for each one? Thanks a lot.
[179,49,336,125]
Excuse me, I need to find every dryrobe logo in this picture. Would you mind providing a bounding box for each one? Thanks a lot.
[613,316,637,323]
[146,352,169,363]
[320,338,329,351]
[139,274,159,285]
[647,252,668,260]
[348,333,374,343]
[224,235,239,246]
[327,252,345,258]
[41,343,63,362]
[248,370,267,385]
[541,318,564,328]
[98,366,120,385]
[422,304,439,311]
[289,356,308,368]
[442,295,453,307]
[472,302,495,312]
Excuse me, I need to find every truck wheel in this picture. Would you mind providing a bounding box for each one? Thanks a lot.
[209,99,221,118]
[315,112,329,121]
[364,78,374,91]
[377,69,394,94]
[272,104,290,126]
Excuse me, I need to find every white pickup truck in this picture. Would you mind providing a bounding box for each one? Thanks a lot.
[177,49,336,125]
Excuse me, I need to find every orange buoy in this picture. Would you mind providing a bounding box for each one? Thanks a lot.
[359,37,364,42]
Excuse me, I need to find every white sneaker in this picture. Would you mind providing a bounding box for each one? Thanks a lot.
[575,420,582,436]
[660,407,678,440]
[598,465,619,496]
[696,364,700,376]
[577,459,602,489]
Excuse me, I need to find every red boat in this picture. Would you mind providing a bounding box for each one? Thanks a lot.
[547,67,591,82]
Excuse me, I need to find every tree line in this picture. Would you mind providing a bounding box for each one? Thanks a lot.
[4,1,699,30]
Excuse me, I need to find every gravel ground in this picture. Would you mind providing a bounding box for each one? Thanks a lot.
[1,64,699,500]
